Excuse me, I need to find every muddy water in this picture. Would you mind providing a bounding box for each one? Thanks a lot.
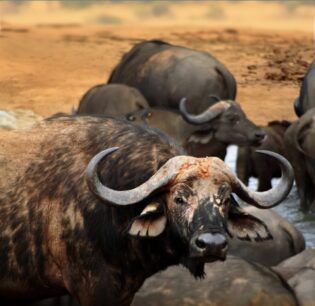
[226,145,315,248]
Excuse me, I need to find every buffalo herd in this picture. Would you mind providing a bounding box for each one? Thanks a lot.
[0,39,315,305]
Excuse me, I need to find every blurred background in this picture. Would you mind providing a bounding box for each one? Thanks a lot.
[1,0,315,31]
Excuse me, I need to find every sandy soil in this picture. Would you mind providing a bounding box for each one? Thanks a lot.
[0,2,315,125]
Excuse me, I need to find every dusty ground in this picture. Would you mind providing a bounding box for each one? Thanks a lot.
[1,1,315,125]
[0,3,314,305]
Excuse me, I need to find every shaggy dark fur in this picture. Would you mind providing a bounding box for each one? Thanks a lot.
[0,116,272,306]
[0,117,186,306]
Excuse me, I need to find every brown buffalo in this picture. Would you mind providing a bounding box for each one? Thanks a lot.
[294,59,315,117]
[107,40,236,114]
[237,120,291,191]
[127,99,265,159]
[0,116,293,305]
[76,83,149,116]
[285,109,315,212]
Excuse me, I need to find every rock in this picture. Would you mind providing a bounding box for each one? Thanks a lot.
[132,256,297,306]
[276,249,315,273]
[274,249,315,306]
[0,109,42,130]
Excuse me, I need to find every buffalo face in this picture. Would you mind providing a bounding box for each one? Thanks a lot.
[165,177,232,263]
[213,102,265,146]
[86,148,293,277]
[180,99,266,147]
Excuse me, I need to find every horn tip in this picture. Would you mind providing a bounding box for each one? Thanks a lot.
[255,150,276,157]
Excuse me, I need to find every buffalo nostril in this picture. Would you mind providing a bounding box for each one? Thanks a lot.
[221,239,228,249]
[255,130,266,140]
[196,237,207,249]
[190,232,228,260]
[195,233,227,250]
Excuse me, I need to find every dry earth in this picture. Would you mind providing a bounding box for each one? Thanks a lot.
[0,23,314,125]
[0,3,314,306]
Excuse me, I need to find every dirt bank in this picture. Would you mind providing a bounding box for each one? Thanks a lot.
[0,23,314,125]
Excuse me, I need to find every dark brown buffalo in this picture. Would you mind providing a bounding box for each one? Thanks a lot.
[108,40,265,158]
[127,99,265,159]
[284,109,315,212]
[76,83,149,116]
[294,59,315,117]
[107,40,236,114]
[0,116,294,305]
[236,120,291,191]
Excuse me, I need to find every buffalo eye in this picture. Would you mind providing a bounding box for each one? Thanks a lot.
[128,115,135,121]
[146,112,152,118]
[175,197,186,205]
[222,197,230,206]
[229,116,240,124]
[227,114,240,124]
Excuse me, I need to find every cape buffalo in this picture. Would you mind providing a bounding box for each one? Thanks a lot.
[107,40,237,114]
[284,109,315,212]
[0,116,293,305]
[294,59,315,117]
[76,83,149,116]
[127,99,265,159]
[236,120,291,191]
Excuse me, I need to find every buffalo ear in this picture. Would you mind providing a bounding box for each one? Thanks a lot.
[188,131,214,145]
[136,102,145,110]
[128,202,166,238]
[227,199,272,242]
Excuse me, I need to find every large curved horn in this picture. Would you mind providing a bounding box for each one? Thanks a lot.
[231,150,294,208]
[179,97,231,125]
[86,147,188,206]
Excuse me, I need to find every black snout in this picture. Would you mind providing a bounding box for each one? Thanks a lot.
[190,232,228,261]
[254,130,266,143]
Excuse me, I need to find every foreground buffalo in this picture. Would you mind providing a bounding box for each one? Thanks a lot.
[236,120,291,191]
[127,99,265,159]
[284,109,315,212]
[294,59,315,117]
[76,83,149,116]
[107,40,236,114]
[0,117,293,305]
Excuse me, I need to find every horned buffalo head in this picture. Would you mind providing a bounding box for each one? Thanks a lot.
[180,98,266,147]
[86,148,293,277]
